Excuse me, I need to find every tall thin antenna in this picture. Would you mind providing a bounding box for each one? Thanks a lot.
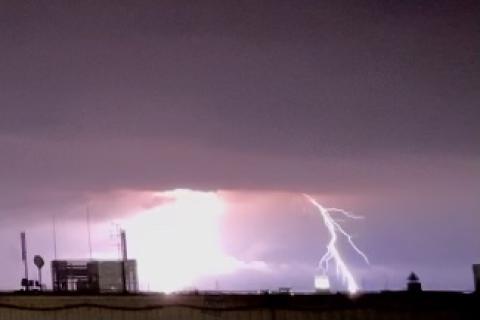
[110,222,121,259]
[86,206,92,259]
[120,229,128,293]
[384,275,390,291]
[20,232,29,291]
[120,229,128,261]
[52,215,57,260]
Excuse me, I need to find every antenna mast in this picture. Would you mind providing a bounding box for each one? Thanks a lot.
[86,206,93,259]
[20,232,29,291]
[120,229,128,293]
[52,215,57,260]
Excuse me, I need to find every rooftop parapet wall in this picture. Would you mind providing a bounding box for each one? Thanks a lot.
[0,292,478,320]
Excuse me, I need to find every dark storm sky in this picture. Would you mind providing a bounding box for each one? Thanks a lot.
[0,0,479,291]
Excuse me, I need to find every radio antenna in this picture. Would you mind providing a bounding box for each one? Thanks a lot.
[86,206,93,259]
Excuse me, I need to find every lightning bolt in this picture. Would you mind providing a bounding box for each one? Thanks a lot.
[304,194,369,294]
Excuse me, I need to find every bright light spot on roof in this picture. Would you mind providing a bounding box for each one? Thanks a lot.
[314,274,330,291]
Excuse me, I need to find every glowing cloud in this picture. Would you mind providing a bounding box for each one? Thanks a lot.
[121,189,266,292]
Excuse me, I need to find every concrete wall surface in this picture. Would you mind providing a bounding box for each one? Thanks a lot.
[0,291,478,320]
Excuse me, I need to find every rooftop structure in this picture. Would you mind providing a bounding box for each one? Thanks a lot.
[473,264,480,293]
[407,272,422,293]
[51,259,138,293]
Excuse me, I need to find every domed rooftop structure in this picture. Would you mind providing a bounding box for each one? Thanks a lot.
[407,272,422,292]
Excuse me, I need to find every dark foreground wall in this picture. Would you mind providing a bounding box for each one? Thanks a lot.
[0,291,478,320]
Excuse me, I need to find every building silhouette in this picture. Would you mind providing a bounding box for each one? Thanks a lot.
[473,264,480,293]
[407,272,422,292]
[51,259,138,293]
